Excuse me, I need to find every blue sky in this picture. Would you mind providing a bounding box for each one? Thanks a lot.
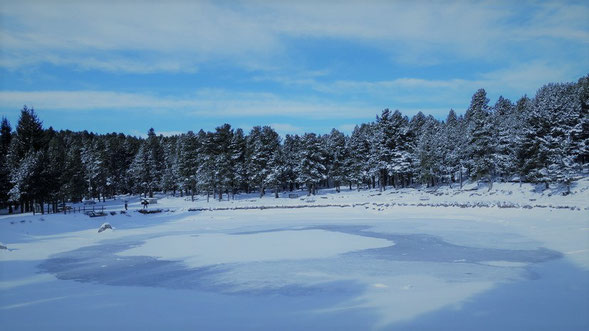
[1,0,588,137]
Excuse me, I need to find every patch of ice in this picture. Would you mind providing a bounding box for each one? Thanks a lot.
[117,229,394,268]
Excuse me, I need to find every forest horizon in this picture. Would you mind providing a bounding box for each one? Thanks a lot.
[0,74,587,213]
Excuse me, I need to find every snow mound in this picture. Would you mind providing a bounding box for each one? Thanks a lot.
[98,223,113,233]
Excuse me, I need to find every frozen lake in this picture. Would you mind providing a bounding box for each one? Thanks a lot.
[1,206,588,330]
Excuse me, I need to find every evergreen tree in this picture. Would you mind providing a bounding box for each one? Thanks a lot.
[62,138,87,202]
[416,116,443,187]
[372,109,396,190]
[44,131,66,211]
[197,130,217,202]
[161,136,180,195]
[282,134,302,192]
[266,143,285,198]
[213,124,234,200]
[347,124,372,190]
[178,131,199,200]
[8,106,46,212]
[246,126,280,197]
[443,109,462,187]
[0,118,12,211]
[388,110,412,188]
[128,128,164,197]
[297,133,327,195]
[326,129,347,192]
[573,75,589,167]
[229,128,247,196]
[492,96,517,179]
[465,89,495,182]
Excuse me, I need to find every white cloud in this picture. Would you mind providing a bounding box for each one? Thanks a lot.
[0,90,377,120]
[1,1,587,72]
[264,61,582,114]
[1,60,581,124]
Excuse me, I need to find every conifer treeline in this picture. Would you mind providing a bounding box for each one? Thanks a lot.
[0,76,587,213]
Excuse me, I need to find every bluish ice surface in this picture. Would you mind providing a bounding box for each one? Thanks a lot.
[1,225,588,330]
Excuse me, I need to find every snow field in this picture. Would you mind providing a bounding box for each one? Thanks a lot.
[0,184,588,330]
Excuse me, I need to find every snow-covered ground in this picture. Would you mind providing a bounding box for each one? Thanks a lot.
[1,181,588,330]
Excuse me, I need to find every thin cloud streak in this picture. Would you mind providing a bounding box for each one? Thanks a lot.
[0,90,378,120]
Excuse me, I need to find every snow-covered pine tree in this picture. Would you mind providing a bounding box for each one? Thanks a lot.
[416,116,443,187]
[230,128,248,196]
[572,75,589,170]
[465,89,495,183]
[246,126,280,197]
[8,106,47,212]
[282,134,302,192]
[406,112,429,185]
[213,124,234,200]
[81,138,108,201]
[128,128,163,198]
[61,135,87,202]
[326,129,347,192]
[0,117,12,211]
[160,136,180,196]
[517,82,583,189]
[443,109,461,187]
[178,131,199,200]
[347,124,372,190]
[297,133,327,195]
[514,95,534,185]
[372,109,396,191]
[265,142,285,198]
[197,130,217,202]
[146,128,165,196]
[542,82,583,189]
[8,150,42,213]
[101,133,136,197]
[388,110,412,188]
[492,96,517,180]
[44,131,66,212]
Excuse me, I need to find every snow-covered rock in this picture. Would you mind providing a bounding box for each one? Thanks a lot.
[0,242,7,250]
[98,223,113,233]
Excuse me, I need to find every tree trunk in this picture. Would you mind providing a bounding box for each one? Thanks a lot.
[488,175,493,192]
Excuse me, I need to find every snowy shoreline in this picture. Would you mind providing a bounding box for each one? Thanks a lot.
[161,178,589,214]
[186,200,585,212]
